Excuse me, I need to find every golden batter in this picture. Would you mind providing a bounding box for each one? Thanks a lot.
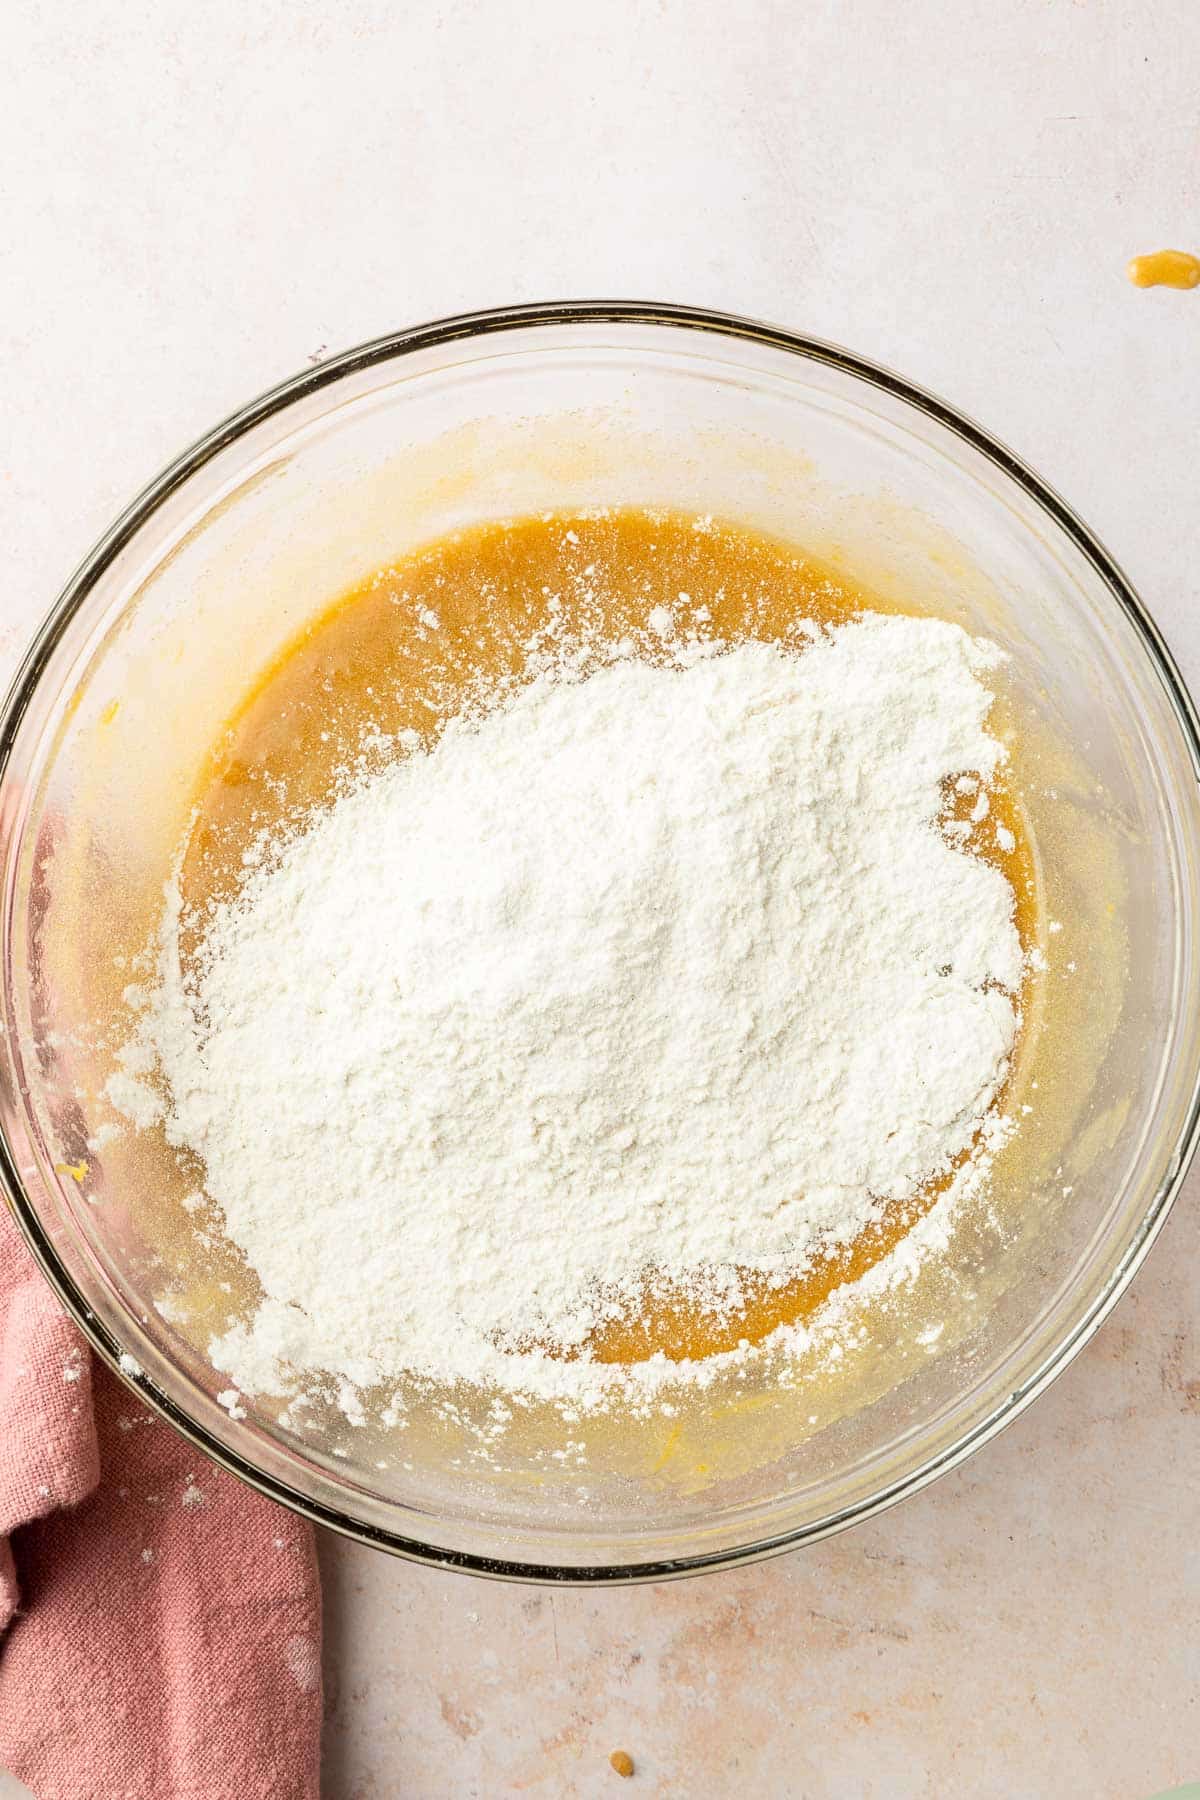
[1126,248,1200,290]
[181,508,1035,1365]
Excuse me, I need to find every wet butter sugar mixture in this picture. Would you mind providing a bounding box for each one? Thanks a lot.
[109,510,1037,1413]
[1126,248,1200,290]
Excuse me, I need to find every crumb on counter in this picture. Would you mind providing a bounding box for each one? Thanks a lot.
[609,1748,635,1778]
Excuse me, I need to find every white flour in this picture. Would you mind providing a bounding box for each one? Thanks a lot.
[111,615,1024,1410]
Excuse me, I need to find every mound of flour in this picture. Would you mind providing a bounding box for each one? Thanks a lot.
[111,615,1023,1406]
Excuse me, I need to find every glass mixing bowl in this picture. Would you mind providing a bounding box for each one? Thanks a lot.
[2,302,1199,1582]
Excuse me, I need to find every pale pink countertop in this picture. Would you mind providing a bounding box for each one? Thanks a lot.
[320,1180,1199,1797]
[3,2,1198,1795]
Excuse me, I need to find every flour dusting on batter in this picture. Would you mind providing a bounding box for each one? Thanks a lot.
[109,611,1025,1413]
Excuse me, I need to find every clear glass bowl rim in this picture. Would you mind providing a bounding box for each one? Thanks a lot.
[3,298,1199,1585]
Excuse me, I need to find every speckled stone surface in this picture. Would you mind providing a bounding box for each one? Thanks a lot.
[320,1178,1200,1796]
[3,1,1198,1795]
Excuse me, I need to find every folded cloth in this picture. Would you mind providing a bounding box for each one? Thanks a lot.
[0,1204,321,1800]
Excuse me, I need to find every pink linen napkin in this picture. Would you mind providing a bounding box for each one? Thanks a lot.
[0,1204,322,1800]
